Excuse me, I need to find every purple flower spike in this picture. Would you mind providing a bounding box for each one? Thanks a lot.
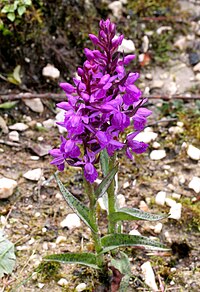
[50,18,152,183]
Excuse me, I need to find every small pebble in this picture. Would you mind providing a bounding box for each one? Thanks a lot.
[188,177,200,193]
[145,73,152,80]
[75,283,87,292]
[34,212,41,218]
[150,150,166,160]
[30,156,40,161]
[141,261,158,292]
[193,62,200,71]
[56,236,67,244]
[134,131,158,143]
[37,136,44,142]
[169,203,182,220]
[9,122,28,131]
[118,38,135,53]
[139,200,149,212]
[165,198,177,207]
[154,223,163,234]
[24,98,44,113]
[28,237,35,245]
[43,119,55,129]
[55,192,63,200]
[187,145,200,160]
[152,142,160,149]
[23,168,42,181]
[129,229,141,236]
[37,283,45,289]
[0,177,18,199]
[8,131,19,142]
[155,191,166,206]
[42,64,60,79]
[168,126,183,134]
[60,213,81,229]
[172,193,181,200]
[57,278,68,286]
[123,181,130,189]
[116,194,126,208]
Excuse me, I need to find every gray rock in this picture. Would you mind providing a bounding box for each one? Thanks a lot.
[24,98,44,113]
[23,168,42,181]
[150,150,166,160]
[188,177,200,193]
[118,38,135,53]
[187,144,200,160]
[42,64,60,79]
[0,177,18,199]
[8,131,19,142]
[108,1,123,19]
[60,213,81,229]
[9,123,28,131]
[141,261,158,291]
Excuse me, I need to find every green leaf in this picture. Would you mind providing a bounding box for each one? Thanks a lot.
[111,207,168,223]
[100,234,169,254]
[0,101,18,109]
[17,6,26,16]
[54,174,97,233]
[0,230,16,278]
[7,12,15,22]
[100,149,109,177]
[110,251,131,292]
[44,253,99,269]
[95,164,118,199]
[24,0,32,6]
[13,65,22,84]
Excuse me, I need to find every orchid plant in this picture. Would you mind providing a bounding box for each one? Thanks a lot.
[46,19,168,290]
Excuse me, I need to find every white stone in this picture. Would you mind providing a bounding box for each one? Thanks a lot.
[57,278,68,286]
[172,193,181,200]
[123,181,129,189]
[187,144,200,160]
[188,177,200,193]
[169,203,182,220]
[155,191,166,206]
[174,36,187,50]
[168,126,183,134]
[75,283,87,291]
[9,122,28,131]
[56,236,67,244]
[28,237,35,245]
[37,283,45,289]
[0,177,18,199]
[129,229,141,236]
[134,131,158,144]
[55,192,63,200]
[118,38,135,53]
[154,223,163,234]
[23,168,42,181]
[145,73,152,80]
[30,156,40,161]
[177,121,184,127]
[98,197,107,211]
[141,261,158,292]
[43,119,55,129]
[142,35,149,53]
[151,80,164,89]
[116,194,126,208]
[37,136,44,142]
[60,213,81,229]
[195,73,200,81]
[42,64,60,79]
[150,150,166,160]
[165,198,177,207]
[193,62,200,72]
[24,98,44,113]
[8,131,19,142]
[108,1,123,19]
[156,26,172,34]
[152,142,160,149]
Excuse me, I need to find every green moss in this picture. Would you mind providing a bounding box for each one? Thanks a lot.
[36,261,61,282]
[179,198,200,232]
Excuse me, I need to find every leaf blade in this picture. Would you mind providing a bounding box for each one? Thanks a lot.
[44,253,99,269]
[95,164,118,199]
[111,207,168,223]
[100,234,169,254]
[54,174,97,232]
[0,230,16,278]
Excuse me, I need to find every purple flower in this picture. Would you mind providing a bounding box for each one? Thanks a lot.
[50,19,152,183]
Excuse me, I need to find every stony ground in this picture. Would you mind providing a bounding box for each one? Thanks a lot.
[0,1,200,291]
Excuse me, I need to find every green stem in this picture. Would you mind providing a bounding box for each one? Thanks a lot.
[107,154,117,234]
[83,177,104,268]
